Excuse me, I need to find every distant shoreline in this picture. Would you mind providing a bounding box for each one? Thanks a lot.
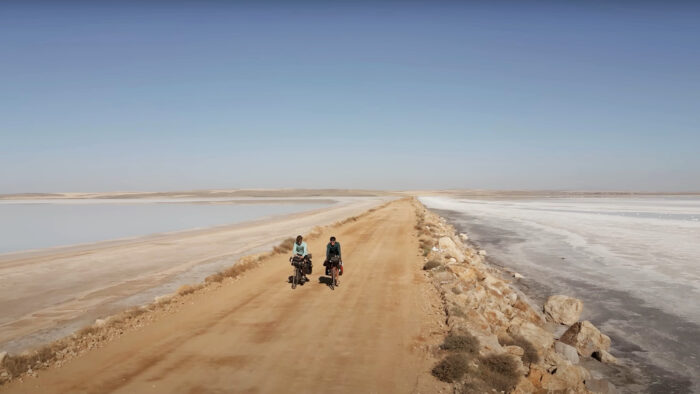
[2,189,698,201]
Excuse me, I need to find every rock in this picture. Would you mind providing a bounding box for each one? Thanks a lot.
[512,377,536,394]
[433,271,454,283]
[560,321,611,356]
[544,295,584,325]
[438,237,465,262]
[508,319,554,352]
[543,364,590,391]
[446,257,457,264]
[505,345,524,357]
[586,378,619,394]
[0,351,6,364]
[513,272,524,279]
[592,349,618,364]
[447,265,483,284]
[505,292,518,305]
[478,249,487,256]
[459,233,469,241]
[554,341,580,364]
[94,319,107,328]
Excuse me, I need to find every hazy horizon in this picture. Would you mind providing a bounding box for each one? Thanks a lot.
[2,2,699,193]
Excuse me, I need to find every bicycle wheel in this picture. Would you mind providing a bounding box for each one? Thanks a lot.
[330,267,336,290]
[292,267,298,289]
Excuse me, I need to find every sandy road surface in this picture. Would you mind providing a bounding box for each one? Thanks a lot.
[0,197,390,353]
[3,199,447,393]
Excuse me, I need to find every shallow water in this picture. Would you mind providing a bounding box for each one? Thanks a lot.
[0,198,333,254]
[420,196,700,394]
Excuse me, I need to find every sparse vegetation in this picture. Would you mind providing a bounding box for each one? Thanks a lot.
[441,333,480,354]
[499,334,540,364]
[476,353,521,393]
[432,354,471,383]
[273,237,295,254]
[177,284,198,296]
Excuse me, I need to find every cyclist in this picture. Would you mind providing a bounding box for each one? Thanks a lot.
[292,235,311,282]
[324,236,342,286]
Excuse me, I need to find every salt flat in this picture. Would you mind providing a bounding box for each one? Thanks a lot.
[420,196,700,393]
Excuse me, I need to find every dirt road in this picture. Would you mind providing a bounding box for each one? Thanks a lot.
[0,197,390,353]
[3,199,447,393]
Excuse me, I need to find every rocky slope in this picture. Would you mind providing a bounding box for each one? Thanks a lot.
[414,199,619,393]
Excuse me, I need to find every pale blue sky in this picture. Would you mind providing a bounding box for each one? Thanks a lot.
[1,2,699,192]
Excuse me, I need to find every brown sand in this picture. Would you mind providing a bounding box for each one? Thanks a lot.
[0,197,390,353]
[1,198,447,393]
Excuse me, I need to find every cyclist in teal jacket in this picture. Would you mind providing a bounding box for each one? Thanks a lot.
[292,235,311,282]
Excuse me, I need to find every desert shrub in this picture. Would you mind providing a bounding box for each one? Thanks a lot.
[499,334,540,364]
[77,326,99,337]
[449,306,467,319]
[205,272,225,283]
[423,260,442,270]
[477,353,521,393]
[432,354,470,383]
[177,285,197,296]
[36,345,53,363]
[459,379,491,394]
[441,333,480,354]
[123,307,147,319]
[273,237,295,254]
[3,355,31,377]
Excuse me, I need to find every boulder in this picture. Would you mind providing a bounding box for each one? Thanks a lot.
[554,341,580,364]
[446,257,457,265]
[592,349,618,364]
[512,377,536,394]
[560,321,611,356]
[438,237,465,262]
[508,319,554,352]
[504,292,518,306]
[513,272,524,279]
[505,345,524,357]
[0,351,6,365]
[542,364,590,392]
[459,233,469,241]
[543,350,571,374]
[544,295,583,325]
[433,271,454,284]
[478,249,487,256]
[447,265,480,284]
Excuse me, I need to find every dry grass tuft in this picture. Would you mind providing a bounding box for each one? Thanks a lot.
[499,334,540,364]
[273,237,295,254]
[441,332,480,354]
[477,353,521,393]
[432,354,471,383]
[177,284,198,296]
[459,379,492,394]
[76,326,99,337]
[2,355,32,377]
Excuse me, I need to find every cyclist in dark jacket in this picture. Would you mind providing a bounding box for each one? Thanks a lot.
[324,236,342,285]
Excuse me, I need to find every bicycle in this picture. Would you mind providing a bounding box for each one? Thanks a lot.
[327,255,341,290]
[290,255,312,289]
[290,256,304,289]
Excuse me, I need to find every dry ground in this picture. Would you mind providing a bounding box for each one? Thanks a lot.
[2,199,447,394]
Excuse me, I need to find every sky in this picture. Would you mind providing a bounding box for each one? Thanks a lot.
[1,1,699,193]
